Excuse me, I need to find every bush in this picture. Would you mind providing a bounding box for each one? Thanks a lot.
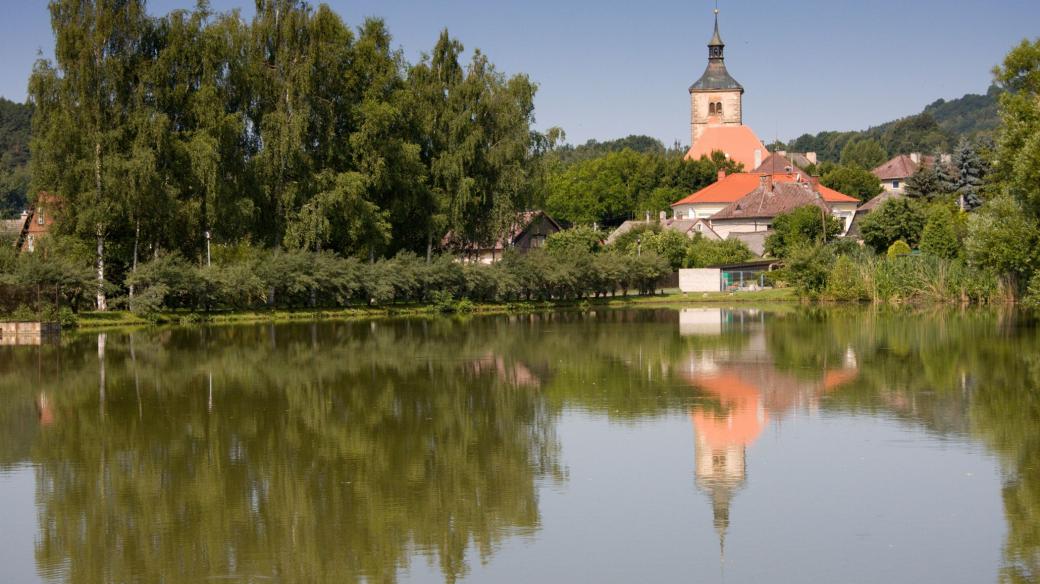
[1024,273,1040,309]
[860,198,927,253]
[825,255,868,301]
[887,240,912,258]
[919,203,965,259]
[785,244,835,297]
[765,205,843,258]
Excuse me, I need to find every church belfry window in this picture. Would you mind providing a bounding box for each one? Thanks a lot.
[709,102,716,115]
[716,102,723,116]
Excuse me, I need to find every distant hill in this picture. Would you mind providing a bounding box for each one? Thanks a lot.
[0,97,32,218]
[787,87,1001,163]
[552,135,670,165]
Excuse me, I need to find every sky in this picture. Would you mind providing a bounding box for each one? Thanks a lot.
[1,0,1037,146]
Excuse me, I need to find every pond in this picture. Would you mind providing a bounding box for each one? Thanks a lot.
[0,307,1037,583]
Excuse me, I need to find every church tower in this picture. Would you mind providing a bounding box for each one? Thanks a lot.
[689,8,744,145]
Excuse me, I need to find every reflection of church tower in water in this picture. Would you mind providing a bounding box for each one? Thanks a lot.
[689,371,766,560]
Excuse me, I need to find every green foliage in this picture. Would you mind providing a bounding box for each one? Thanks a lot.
[952,138,988,211]
[965,195,1040,286]
[550,135,667,165]
[1023,272,1040,309]
[685,236,753,268]
[824,255,868,301]
[887,240,912,258]
[820,164,884,201]
[765,205,843,258]
[784,244,835,296]
[859,198,927,253]
[903,164,941,200]
[840,139,888,169]
[993,38,1040,217]
[545,226,604,256]
[544,149,740,226]
[0,98,31,218]
[919,203,965,259]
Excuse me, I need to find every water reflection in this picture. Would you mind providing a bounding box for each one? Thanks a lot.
[0,308,1037,583]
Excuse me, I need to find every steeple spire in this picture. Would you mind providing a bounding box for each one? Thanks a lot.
[709,6,724,59]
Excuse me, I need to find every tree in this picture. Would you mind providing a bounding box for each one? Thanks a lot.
[858,198,927,253]
[30,0,151,311]
[992,38,1040,217]
[919,203,965,260]
[820,164,884,201]
[840,139,887,170]
[965,195,1040,289]
[545,226,604,256]
[765,205,843,258]
[903,164,941,200]
[685,236,752,267]
[952,138,988,211]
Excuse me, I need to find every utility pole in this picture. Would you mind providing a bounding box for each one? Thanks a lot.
[205,230,212,267]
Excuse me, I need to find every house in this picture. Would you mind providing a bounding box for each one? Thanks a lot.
[707,180,838,240]
[21,192,60,253]
[1,212,29,248]
[871,153,954,194]
[605,212,721,246]
[446,210,563,264]
[752,151,818,177]
[684,9,767,169]
[672,172,860,235]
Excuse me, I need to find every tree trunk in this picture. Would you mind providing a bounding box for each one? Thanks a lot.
[94,140,107,311]
[96,227,107,311]
[129,219,140,300]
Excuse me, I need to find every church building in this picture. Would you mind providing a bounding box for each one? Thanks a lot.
[685,9,767,169]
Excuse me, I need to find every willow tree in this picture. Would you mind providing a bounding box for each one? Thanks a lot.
[30,0,150,311]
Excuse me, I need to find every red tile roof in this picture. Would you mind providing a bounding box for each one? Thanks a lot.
[684,125,767,169]
[672,173,858,206]
[872,154,936,181]
[710,182,831,221]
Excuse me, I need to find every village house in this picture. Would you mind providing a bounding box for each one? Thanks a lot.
[1,192,59,252]
[446,210,563,264]
[871,152,950,194]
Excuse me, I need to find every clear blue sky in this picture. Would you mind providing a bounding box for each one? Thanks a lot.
[1,0,1037,146]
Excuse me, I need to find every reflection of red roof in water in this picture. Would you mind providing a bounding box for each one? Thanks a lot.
[687,371,765,449]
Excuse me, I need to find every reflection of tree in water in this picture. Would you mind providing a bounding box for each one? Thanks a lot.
[773,308,1040,584]
[28,323,565,583]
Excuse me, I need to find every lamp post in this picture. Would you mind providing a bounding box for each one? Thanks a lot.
[205,230,211,267]
[636,237,642,257]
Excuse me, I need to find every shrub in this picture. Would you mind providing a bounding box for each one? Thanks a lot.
[860,198,927,253]
[887,240,912,258]
[765,205,843,258]
[1024,273,1040,309]
[785,244,835,297]
[825,255,867,301]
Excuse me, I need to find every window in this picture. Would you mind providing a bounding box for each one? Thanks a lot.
[892,181,900,189]
[37,209,44,225]
[716,102,723,116]
[708,102,716,115]
[26,235,34,253]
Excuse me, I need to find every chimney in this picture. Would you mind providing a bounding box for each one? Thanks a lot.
[810,176,820,190]
[754,149,763,169]
[760,174,773,192]
[717,169,727,181]
[806,152,817,165]
[778,150,787,158]
[910,152,921,165]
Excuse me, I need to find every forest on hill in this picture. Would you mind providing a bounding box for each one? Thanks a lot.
[785,86,1001,162]
[0,98,31,218]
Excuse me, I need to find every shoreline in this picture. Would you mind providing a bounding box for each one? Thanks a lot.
[67,289,799,332]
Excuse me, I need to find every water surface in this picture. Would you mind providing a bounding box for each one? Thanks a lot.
[1,308,1037,583]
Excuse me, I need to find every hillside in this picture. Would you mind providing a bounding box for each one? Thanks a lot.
[787,87,1001,162]
[0,97,32,218]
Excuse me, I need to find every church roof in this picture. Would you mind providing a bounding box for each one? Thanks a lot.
[690,61,744,92]
[684,126,766,169]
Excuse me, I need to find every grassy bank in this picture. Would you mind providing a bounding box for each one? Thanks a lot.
[70,288,798,331]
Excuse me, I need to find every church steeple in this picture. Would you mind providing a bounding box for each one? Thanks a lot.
[709,8,724,60]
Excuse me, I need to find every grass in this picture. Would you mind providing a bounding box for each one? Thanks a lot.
[70,288,798,332]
